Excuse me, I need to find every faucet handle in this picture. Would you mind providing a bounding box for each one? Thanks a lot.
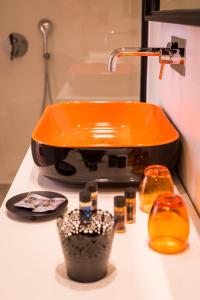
[158,48,171,80]
[159,63,165,80]
[158,43,185,80]
[9,33,28,60]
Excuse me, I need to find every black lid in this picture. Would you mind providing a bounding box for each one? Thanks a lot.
[125,187,136,198]
[85,181,98,193]
[114,195,126,207]
[79,190,91,202]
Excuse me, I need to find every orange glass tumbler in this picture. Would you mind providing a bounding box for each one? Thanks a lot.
[139,165,174,213]
[148,193,190,254]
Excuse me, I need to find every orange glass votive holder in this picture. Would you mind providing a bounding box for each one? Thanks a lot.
[148,193,190,254]
[139,165,174,213]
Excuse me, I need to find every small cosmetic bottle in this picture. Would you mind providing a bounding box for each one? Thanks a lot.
[114,195,126,233]
[125,187,136,223]
[85,181,98,211]
[79,190,92,220]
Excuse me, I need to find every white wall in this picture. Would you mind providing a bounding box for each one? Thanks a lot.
[147,22,200,213]
[0,0,141,184]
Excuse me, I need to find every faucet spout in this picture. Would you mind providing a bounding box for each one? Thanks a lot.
[107,47,161,72]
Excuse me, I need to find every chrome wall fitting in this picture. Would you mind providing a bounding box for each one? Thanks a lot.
[107,42,185,79]
[38,19,53,59]
[9,33,28,60]
[38,19,54,112]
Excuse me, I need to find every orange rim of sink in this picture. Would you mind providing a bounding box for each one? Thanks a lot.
[32,101,179,148]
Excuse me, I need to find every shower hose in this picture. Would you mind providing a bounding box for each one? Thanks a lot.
[41,53,53,114]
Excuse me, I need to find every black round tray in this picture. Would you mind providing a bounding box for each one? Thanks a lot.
[6,191,68,221]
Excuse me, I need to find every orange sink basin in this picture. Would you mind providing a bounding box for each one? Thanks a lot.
[31,102,179,184]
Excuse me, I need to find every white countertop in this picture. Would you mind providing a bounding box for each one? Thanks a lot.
[0,148,200,300]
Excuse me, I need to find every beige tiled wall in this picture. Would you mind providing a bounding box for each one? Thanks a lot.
[160,0,200,10]
[0,0,141,184]
[147,22,200,213]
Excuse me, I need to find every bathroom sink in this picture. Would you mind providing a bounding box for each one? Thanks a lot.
[31,101,179,184]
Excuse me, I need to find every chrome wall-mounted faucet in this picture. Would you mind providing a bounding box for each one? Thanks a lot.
[107,42,185,80]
